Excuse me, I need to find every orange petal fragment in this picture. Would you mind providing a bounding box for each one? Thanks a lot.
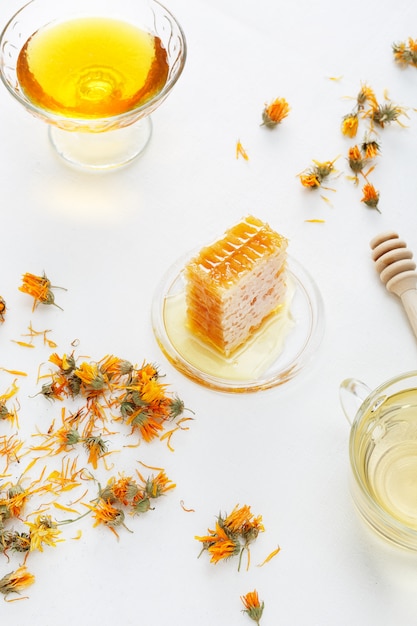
[257,545,281,566]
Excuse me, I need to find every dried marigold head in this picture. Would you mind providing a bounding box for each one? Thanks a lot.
[347,145,366,174]
[74,362,106,392]
[313,159,338,179]
[195,521,242,564]
[0,402,11,421]
[103,475,139,505]
[361,183,380,211]
[19,272,63,311]
[0,566,35,599]
[144,470,176,499]
[39,380,67,401]
[99,355,133,380]
[393,38,417,67]
[128,411,165,442]
[361,135,380,159]
[299,172,322,189]
[49,352,76,374]
[221,504,265,547]
[50,424,81,453]
[137,362,160,383]
[83,435,108,469]
[341,113,359,138]
[299,157,338,189]
[0,484,29,519]
[221,504,253,535]
[131,494,152,514]
[368,102,407,128]
[356,83,378,110]
[0,530,30,554]
[241,589,264,625]
[89,498,126,534]
[169,395,186,418]
[261,97,290,128]
[0,296,6,322]
[24,514,62,552]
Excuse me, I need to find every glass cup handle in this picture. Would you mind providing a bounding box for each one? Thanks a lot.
[339,378,371,425]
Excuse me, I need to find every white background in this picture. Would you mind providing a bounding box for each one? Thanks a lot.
[1,0,417,624]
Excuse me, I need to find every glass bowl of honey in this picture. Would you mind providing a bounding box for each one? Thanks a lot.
[0,0,186,169]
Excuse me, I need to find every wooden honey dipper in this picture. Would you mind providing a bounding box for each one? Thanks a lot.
[370,231,417,339]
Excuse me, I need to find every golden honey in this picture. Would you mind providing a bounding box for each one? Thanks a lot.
[16,17,169,118]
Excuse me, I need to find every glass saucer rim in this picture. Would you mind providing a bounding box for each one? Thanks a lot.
[151,251,325,393]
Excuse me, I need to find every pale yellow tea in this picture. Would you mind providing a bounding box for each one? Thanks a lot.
[16,17,169,118]
[355,388,417,528]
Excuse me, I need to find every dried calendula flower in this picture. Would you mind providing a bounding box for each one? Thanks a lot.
[100,474,140,506]
[299,172,321,189]
[341,113,359,138]
[347,145,367,177]
[142,469,176,499]
[241,590,264,625]
[49,352,76,375]
[361,182,380,212]
[0,296,6,322]
[196,521,242,564]
[19,272,66,311]
[0,566,35,600]
[0,530,31,555]
[356,82,379,111]
[367,101,407,128]
[261,97,290,128]
[393,38,417,68]
[341,83,378,138]
[24,514,63,552]
[83,435,108,469]
[361,133,380,159]
[86,498,130,539]
[299,158,338,189]
[196,504,265,571]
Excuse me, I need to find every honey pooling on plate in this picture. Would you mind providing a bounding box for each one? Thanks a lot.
[16,17,169,118]
[184,216,288,357]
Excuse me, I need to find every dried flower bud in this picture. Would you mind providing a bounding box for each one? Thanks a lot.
[347,145,366,174]
[361,135,380,159]
[19,272,65,311]
[341,113,359,138]
[368,102,407,128]
[361,183,380,211]
[0,566,35,598]
[393,38,417,68]
[356,83,378,110]
[132,496,152,514]
[299,172,322,188]
[261,97,290,128]
[241,590,265,625]
[0,296,6,322]
[299,158,338,189]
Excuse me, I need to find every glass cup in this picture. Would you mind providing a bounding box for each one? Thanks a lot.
[340,371,417,550]
[0,0,186,169]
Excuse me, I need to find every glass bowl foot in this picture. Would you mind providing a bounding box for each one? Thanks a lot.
[48,116,153,170]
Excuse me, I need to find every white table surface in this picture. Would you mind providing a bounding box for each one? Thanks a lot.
[1,0,417,624]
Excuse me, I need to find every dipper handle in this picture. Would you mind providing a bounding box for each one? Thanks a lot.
[370,231,417,339]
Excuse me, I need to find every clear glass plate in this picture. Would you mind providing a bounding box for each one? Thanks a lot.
[151,252,325,393]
